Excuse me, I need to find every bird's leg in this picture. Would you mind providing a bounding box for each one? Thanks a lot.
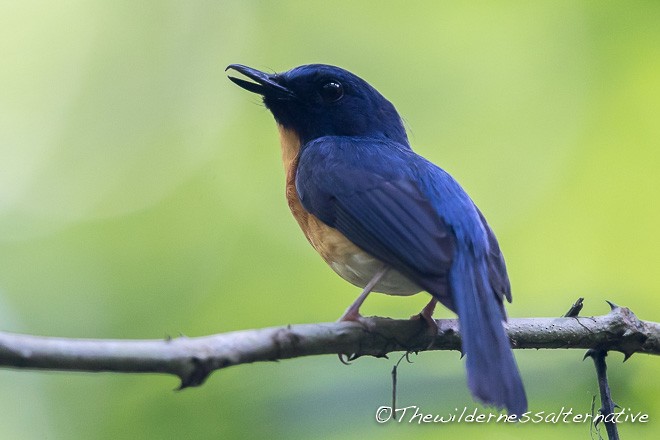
[418,297,437,324]
[412,297,439,337]
[338,266,389,322]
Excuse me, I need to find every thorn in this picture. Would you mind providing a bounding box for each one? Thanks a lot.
[583,349,595,360]
[605,300,619,310]
[563,297,584,317]
[459,349,465,359]
[337,354,352,365]
[623,351,634,362]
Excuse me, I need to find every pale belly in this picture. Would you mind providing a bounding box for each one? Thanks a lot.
[329,249,423,296]
[288,178,422,295]
[298,210,423,296]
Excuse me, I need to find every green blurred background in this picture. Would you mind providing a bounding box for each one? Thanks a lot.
[1,1,658,438]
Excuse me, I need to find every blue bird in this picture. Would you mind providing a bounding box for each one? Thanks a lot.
[226,63,527,415]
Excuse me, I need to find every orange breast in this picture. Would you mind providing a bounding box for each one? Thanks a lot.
[277,125,421,296]
[278,126,363,265]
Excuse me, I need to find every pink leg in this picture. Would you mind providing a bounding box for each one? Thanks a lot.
[338,266,389,322]
[419,298,437,324]
[412,297,439,335]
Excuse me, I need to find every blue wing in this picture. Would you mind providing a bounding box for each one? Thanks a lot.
[296,136,510,307]
[296,136,524,413]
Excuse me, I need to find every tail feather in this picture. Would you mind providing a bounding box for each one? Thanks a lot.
[448,248,527,416]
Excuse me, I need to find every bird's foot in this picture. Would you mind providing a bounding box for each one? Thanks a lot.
[410,312,439,336]
[411,298,439,343]
[336,309,376,364]
[337,309,377,332]
[337,306,363,323]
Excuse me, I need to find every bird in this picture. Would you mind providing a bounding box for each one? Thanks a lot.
[226,63,527,415]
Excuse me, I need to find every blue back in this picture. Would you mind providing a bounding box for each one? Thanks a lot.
[296,135,510,309]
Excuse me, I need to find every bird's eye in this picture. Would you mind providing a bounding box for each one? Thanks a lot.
[319,81,344,103]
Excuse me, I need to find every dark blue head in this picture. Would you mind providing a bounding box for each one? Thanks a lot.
[227,64,408,145]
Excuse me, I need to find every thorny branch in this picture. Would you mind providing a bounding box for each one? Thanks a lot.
[0,303,658,389]
[586,349,620,440]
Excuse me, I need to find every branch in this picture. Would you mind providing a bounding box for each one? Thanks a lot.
[0,304,658,388]
[586,349,620,440]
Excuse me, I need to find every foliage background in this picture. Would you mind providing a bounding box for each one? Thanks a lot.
[0,1,658,438]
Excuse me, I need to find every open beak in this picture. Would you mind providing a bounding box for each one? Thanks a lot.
[226,64,295,100]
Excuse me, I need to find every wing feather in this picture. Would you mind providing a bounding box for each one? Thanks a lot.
[296,138,454,286]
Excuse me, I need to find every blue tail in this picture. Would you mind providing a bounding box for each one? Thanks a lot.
[449,247,527,416]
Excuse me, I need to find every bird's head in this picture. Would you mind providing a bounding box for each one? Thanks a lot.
[226,64,408,145]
